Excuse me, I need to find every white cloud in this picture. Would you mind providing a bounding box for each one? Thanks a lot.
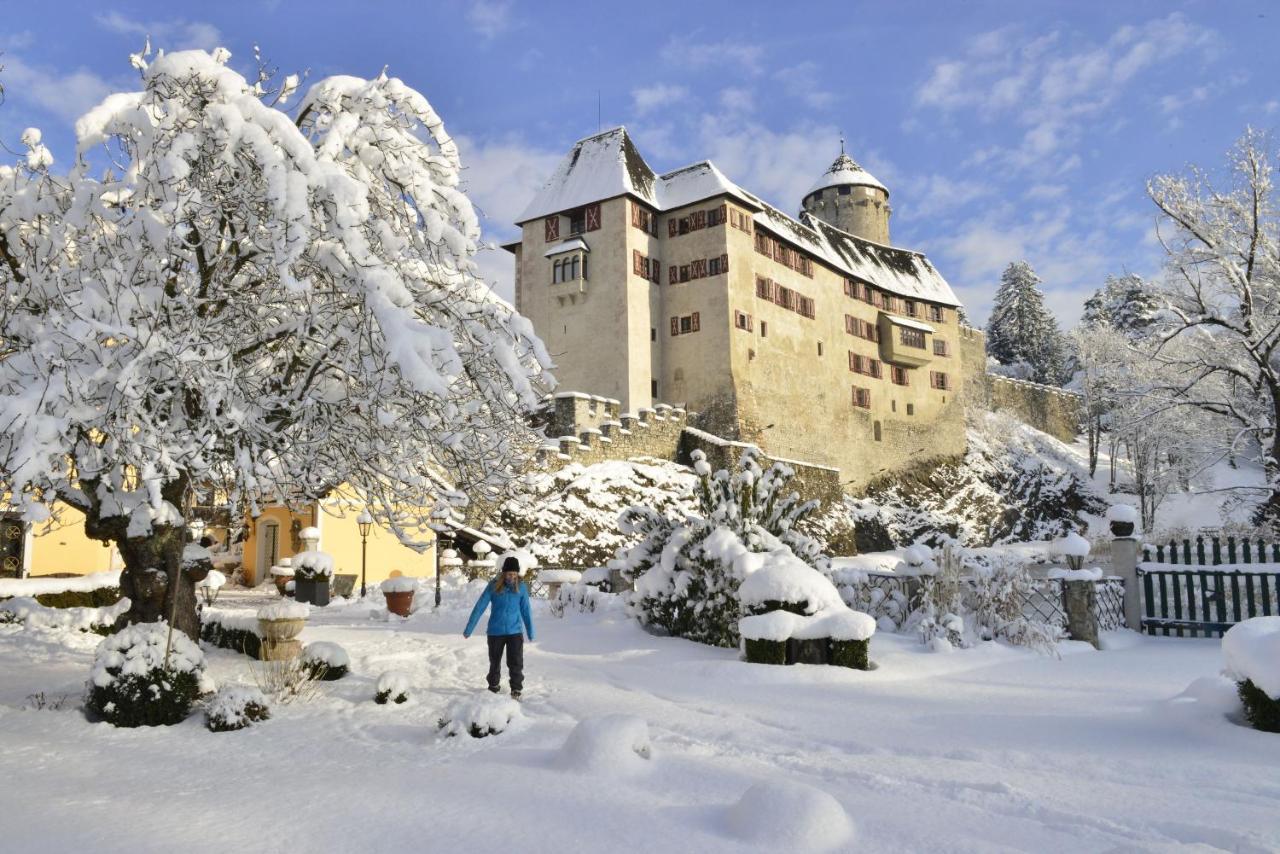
[659,35,764,74]
[0,53,114,125]
[466,0,514,39]
[631,84,688,115]
[457,134,563,238]
[773,62,835,109]
[94,11,222,51]
[719,87,754,114]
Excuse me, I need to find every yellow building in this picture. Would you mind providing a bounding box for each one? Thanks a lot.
[1,505,120,578]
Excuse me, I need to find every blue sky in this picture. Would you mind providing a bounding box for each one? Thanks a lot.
[3,0,1276,326]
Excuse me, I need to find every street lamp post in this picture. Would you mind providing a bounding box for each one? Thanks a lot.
[431,505,451,609]
[356,510,373,598]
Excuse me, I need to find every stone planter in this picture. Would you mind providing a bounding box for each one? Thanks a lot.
[1109,520,1135,538]
[294,576,331,607]
[385,590,415,618]
[257,617,305,661]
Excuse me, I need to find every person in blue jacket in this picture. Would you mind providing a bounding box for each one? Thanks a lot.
[463,556,534,698]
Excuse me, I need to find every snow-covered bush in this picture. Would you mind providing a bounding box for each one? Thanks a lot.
[200,610,263,658]
[375,671,412,705]
[205,685,271,733]
[437,693,522,738]
[293,551,334,581]
[738,550,844,617]
[1,596,129,634]
[618,449,828,648]
[301,642,350,681]
[1223,617,1280,733]
[556,715,652,772]
[86,622,206,727]
[913,543,968,648]
[969,558,1064,656]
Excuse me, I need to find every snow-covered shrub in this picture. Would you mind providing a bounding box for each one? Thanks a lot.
[205,685,271,732]
[375,670,412,704]
[738,550,844,617]
[248,656,323,704]
[556,715,652,772]
[1,595,129,634]
[1223,617,1280,733]
[86,622,206,727]
[301,641,350,681]
[805,610,876,670]
[437,693,522,738]
[969,558,1063,656]
[551,581,610,617]
[619,449,829,648]
[292,551,334,581]
[912,543,969,648]
[724,779,854,850]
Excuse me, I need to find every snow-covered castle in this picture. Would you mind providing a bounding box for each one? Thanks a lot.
[504,128,1072,492]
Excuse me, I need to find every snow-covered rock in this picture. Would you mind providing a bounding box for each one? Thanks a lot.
[724,779,854,850]
[555,715,652,773]
[1223,617,1280,698]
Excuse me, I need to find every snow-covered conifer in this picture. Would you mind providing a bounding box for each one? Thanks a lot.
[985,261,1068,385]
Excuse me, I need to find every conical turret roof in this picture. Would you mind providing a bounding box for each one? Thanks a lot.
[806,152,887,197]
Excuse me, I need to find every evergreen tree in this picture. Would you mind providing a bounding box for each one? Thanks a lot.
[986,261,1067,384]
[1081,274,1161,341]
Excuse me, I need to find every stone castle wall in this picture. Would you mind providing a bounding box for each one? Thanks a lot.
[984,376,1082,443]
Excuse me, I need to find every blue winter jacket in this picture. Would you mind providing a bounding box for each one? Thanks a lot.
[464,581,534,640]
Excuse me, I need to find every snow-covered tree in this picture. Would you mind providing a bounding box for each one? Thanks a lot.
[1147,127,1280,522]
[986,261,1068,384]
[1081,274,1162,341]
[0,48,552,638]
[1068,324,1129,477]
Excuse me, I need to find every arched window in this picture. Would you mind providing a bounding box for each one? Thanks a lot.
[570,255,580,280]
[552,259,562,283]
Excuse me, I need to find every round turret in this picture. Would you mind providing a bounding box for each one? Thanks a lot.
[801,152,891,245]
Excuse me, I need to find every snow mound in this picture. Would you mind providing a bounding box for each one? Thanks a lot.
[740,610,808,642]
[257,601,309,621]
[1223,617,1280,698]
[556,715,652,773]
[381,576,418,594]
[1169,676,1242,719]
[738,550,844,614]
[796,609,876,642]
[1,596,129,631]
[1056,532,1091,558]
[196,569,226,590]
[0,570,121,598]
[1047,567,1103,581]
[439,693,523,738]
[724,779,854,851]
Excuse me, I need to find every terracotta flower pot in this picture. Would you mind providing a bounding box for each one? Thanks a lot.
[385,590,415,617]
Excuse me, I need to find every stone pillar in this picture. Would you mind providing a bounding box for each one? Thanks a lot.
[1110,536,1142,631]
[1062,580,1099,649]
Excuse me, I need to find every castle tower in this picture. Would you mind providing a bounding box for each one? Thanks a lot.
[800,150,891,245]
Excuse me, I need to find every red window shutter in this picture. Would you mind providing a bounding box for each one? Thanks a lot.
[668,219,677,237]
[632,250,641,275]
[630,202,639,227]
[544,216,559,242]
[694,210,706,229]
[669,265,677,284]
[691,312,700,332]
[718,204,727,223]
[586,203,601,231]
[671,317,679,336]
[721,253,729,272]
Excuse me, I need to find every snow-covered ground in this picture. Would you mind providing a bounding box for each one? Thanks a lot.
[2,588,1277,853]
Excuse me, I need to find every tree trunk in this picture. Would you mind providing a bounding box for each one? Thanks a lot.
[1087,414,1100,477]
[114,526,200,641]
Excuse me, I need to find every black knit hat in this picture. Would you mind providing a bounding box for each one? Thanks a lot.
[501,556,521,574]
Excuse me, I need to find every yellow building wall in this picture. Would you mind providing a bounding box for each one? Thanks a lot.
[27,503,119,577]
[242,501,438,587]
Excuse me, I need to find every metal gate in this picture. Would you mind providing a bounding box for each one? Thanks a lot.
[1137,567,1280,637]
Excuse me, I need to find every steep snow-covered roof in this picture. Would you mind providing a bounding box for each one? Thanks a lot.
[515,131,960,307]
[806,153,888,197]
[516,127,657,223]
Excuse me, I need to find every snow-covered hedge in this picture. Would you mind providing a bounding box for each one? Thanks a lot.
[200,609,263,658]
[86,622,206,727]
[618,448,830,648]
[1223,617,1280,733]
[0,571,123,609]
[738,607,876,669]
[301,641,350,681]
[206,685,271,732]
[375,670,412,704]
[437,694,522,738]
[0,595,129,633]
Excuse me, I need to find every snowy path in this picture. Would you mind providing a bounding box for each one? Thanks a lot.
[1,590,1277,853]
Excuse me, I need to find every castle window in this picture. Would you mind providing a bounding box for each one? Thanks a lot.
[930,371,951,390]
[904,300,918,318]
[852,386,871,409]
[891,366,909,386]
[651,327,656,342]
[760,321,768,338]
[933,339,949,357]
[734,310,753,332]
[873,420,882,441]
[929,305,945,323]
[844,279,858,299]
[898,327,926,349]
[860,284,876,306]
[569,209,586,236]
[651,380,658,398]
[838,185,851,196]
[630,202,657,235]
[817,341,824,357]
[679,265,690,283]
[906,403,915,416]
[670,313,701,336]
[756,276,771,299]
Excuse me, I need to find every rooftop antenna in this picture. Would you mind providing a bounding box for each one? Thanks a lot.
[839,132,845,155]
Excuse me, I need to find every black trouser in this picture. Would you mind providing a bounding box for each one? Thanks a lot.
[486,633,524,692]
